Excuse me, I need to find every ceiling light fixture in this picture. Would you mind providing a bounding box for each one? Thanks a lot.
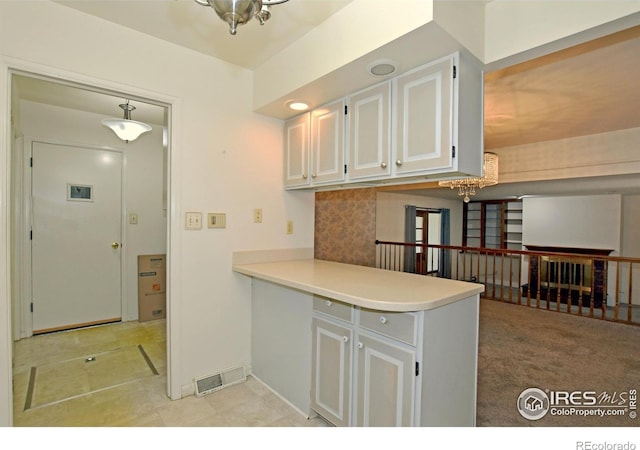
[286,100,310,111]
[195,0,290,35]
[101,100,152,143]
[438,152,499,203]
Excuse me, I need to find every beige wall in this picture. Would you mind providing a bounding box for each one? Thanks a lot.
[0,1,316,419]
[622,194,640,258]
[376,192,464,245]
[494,127,640,183]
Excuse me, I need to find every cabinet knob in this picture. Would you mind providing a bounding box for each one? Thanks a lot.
[302,173,308,179]
[395,160,403,166]
[379,316,388,325]
[311,173,317,178]
[380,162,387,169]
[325,300,332,307]
[357,342,363,349]
[342,336,349,343]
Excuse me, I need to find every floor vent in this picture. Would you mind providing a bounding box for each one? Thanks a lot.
[194,365,246,397]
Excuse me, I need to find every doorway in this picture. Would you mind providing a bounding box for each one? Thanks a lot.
[5,67,179,424]
[415,208,442,274]
[404,205,450,276]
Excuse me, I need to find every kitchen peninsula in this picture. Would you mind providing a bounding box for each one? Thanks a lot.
[233,254,484,427]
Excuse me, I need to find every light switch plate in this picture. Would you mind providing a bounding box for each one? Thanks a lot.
[208,213,226,229]
[185,212,202,230]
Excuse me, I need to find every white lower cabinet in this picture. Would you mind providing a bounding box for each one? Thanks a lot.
[310,317,352,427]
[310,295,479,427]
[311,296,419,427]
[242,262,480,427]
[354,331,416,426]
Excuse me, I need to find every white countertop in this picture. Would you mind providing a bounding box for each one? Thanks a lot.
[233,259,484,312]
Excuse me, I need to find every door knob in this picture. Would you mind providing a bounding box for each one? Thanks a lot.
[111,242,120,249]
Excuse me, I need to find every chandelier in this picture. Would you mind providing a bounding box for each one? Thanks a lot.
[438,152,499,203]
[195,0,290,35]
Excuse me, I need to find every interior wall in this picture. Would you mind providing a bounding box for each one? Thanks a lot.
[484,1,640,65]
[622,194,640,305]
[253,0,436,111]
[522,194,622,252]
[18,100,166,325]
[621,194,640,257]
[376,191,464,245]
[493,127,640,183]
[314,188,377,267]
[0,1,315,420]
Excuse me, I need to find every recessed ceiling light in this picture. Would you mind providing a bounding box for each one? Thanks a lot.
[368,59,397,77]
[286,100,310,111]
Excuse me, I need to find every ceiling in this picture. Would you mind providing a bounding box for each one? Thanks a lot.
[14,1,640,200]
[54,0,354,70]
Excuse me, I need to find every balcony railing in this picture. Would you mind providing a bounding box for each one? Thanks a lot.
[375,240,640,326]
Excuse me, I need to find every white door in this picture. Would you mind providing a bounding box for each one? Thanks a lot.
[31,141,122,333]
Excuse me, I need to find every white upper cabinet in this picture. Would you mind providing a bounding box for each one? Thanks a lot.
[283,113,310,188]
[283,50,484,190]
[392,51,484,180]
[284,100,345,189]
[310,99,346,185]
[392,52,484,179]
[393,55,454,175]
[347,81,391,180]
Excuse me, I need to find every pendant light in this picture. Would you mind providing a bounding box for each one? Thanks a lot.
[102,100,152,143]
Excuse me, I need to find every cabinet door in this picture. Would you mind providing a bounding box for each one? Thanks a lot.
[355,332,416,427]
[283,113,310,188]
[311,317,352,426]
[310,99,345,185]
[393,55,454,175]
[348,82,391,180]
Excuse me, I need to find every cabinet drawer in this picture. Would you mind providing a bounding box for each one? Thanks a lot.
[358,308,417,346]
[313,296,354,323]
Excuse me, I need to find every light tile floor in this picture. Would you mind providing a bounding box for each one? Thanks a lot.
[12,319,329,427]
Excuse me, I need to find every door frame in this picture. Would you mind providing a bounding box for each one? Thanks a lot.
[24,138,126,336]
[0,56,184,426]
